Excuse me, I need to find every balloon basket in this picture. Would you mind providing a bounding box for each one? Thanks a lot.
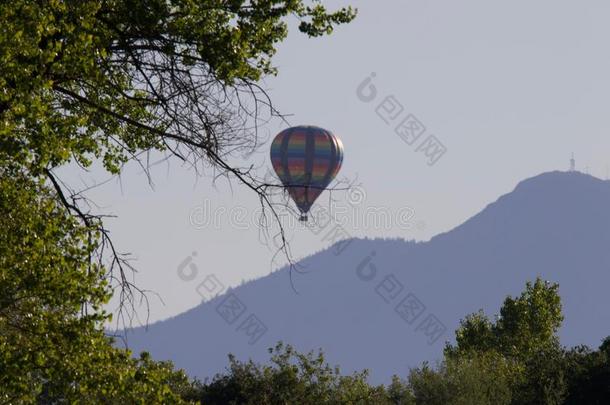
[299,214,308,222]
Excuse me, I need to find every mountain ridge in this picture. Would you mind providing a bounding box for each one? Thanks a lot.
[122,171,610,384]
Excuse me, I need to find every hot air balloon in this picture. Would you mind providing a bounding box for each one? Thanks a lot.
[270,125,344,221]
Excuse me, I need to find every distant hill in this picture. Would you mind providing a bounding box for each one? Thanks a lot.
[121,171,610,384]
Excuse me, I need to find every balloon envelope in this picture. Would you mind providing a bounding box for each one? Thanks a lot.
[270,125,344,220]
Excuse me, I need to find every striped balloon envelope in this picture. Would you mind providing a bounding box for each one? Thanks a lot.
[270,125,344,221]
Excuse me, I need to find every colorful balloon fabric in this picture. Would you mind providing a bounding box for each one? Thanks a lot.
[270,125,344,221]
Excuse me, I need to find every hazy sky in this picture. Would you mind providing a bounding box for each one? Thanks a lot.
[62,0,610,323]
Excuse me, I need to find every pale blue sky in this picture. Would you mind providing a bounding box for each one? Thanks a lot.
[63,0,610,323]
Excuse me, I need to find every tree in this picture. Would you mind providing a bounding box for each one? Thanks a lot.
[1,1,355,400]
[0,166,198,402]
[196,342,388,404]
[445,278,567,405]
[407,353,515,405]
[446,278,563,361]
[1,0,356,308]
[563,337,610,404]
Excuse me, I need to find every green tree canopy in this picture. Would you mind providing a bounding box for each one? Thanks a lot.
[0,166,198,402]
[194,343,390,405]
[446,278,563,361]
[444,278,567,405]
[0,1,355,401]
[1,0,355,177]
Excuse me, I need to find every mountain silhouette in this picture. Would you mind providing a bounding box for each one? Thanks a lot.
[121,171,610,384]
